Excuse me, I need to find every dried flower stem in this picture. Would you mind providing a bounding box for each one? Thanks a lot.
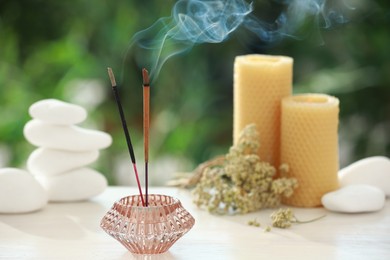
[294,214,327,224]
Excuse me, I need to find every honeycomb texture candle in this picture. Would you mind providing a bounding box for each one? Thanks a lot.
[234,54,293,166]
[281,94,340,207]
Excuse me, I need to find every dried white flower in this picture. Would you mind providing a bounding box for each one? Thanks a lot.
[192,124,298,214]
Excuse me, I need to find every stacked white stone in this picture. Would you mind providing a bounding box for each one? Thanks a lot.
[24,99,112,202]
[0,168,48,213]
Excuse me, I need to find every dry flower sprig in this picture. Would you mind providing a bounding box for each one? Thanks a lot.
[248,219,261,227]
[270,208,326,229]
[192,124,298,214]
[264,225,272,232]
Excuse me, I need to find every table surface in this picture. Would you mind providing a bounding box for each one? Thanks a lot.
[0,187,389,260]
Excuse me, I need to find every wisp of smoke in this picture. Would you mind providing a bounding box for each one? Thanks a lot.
[129,0,350,81]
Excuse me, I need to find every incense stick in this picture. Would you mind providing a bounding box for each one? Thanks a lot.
[107,67,145,207]
[142,68,150,207]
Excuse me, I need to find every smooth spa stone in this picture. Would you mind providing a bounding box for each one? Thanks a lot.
[29,99,87,125]
[0,168,48,214]
[27,148,99,176]
[36,168,107,202]
[24,119,112,151]
[321,185,385,213]
[339,156,390,196]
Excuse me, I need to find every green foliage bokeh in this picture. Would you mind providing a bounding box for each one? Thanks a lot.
[0,0,389,185]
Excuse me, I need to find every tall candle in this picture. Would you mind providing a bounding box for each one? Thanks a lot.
[234,54,293,167]
[281,93,340,207]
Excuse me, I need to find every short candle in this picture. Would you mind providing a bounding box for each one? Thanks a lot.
[281,93,340,207]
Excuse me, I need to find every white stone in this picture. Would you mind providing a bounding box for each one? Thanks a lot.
[29,99,87,125]
[27,148,99,176]
[24,119,112,151]
[322,185,385,213]
[0,168,48,214]
[339,156,390,196]
[36,168,107,202]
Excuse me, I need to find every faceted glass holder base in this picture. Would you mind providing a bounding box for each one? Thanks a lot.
[100,194,195,254]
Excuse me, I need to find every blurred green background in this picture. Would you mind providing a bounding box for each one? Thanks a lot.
[0,0,389,185]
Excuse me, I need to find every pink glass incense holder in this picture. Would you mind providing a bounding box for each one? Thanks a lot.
[100,194,195,254]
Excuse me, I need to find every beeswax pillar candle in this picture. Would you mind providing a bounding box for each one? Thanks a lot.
[234,54,293,167]
[281,94,340,207]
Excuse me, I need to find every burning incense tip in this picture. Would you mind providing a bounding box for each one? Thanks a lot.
[107,67,117,87]
[142,68,150,86]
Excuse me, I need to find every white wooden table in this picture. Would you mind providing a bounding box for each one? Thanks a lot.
[0,187,389,260]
